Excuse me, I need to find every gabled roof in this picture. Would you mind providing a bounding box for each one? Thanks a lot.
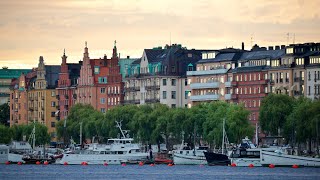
[144,49,166,63]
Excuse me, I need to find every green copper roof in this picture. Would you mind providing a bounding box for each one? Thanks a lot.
[0,69,31,79]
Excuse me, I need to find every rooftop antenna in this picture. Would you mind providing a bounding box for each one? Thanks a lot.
[286,33,290,46]
[250,34,254,48]
[170,32,172,45]
[293,33,295,44]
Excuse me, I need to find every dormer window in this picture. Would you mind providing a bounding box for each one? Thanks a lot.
[286,48,294,54]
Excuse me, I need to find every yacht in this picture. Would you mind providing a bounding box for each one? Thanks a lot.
[229,137,261,167]
[172,142,208,165]
[260,148,320,167]
[59,122,148,165]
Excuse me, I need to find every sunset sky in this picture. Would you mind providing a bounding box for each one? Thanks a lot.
[0,0,319,69]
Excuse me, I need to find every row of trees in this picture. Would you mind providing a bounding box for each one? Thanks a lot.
[0,123,50,145]
[56,102,254,149]
[259,94,320,153]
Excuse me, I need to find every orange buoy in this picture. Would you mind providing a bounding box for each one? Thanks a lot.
[269,164,275,168]
[168,163,173,166]
[139,161,144,166]
[231,163,237,167]
[17,162,22,165]
[103,162,108,166]
[150,163,155,167]
[82,162,88,165]
[36,161,41,165]
[43,161,49,165]
[248,164,254,168]
[5,161,10,165]
[292,164,299,168]
[63,162,68,165]
[121,163,126,166]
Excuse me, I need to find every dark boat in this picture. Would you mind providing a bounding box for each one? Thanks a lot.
[204,151,230,166]
[22,154,55,164]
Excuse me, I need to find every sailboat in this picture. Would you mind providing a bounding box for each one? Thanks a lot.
[204,118,231,166]
[22,125,55,164]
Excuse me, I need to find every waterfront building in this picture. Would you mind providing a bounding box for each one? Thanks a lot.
[306,49,320,100]
[76,42,123,112]
[56,50,82,121]
[0,68,31,105]
[119,56,139,81]
[124,44,206,107]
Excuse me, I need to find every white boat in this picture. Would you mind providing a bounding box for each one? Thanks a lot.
[173,141,208,165]
[260,149,320,167]
[229,137,261,167]
[59,121,149,165]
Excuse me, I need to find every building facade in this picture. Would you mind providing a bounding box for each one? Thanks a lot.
[76,42,123,112]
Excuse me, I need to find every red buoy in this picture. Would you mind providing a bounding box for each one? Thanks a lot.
[43,161,49,165]
[292,164,299,168]
[5,161,10,165]
[121,163,126,166]
[231,163,237,167]
[17,162,22,165]
[248,164,254,168]
[139,161,144,166]
[36,161,41,165]
[63,162,68,165]
[150,163,155,167]
[82,162,88,165]
[168,163,173,166]
[103,162,108,166]
[269,164,275,168]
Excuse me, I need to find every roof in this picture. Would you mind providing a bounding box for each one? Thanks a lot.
[131,58,141,65]
[0,69,31,79]
[239,49,285,61]
[232,65,269,73]
[197,52,240,63]
[45,65,61,89]
[144,49,166,63]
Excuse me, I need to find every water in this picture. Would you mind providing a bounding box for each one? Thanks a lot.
[0,164,319,180]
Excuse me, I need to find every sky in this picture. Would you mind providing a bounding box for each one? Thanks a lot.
[0,0,319,69]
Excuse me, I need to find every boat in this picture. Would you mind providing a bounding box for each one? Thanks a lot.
[260,148,320,167]
[172,142,208,165]
[229,137,261,167]
[204,118,230,166]
[154,152,173,164]
[59,121,149,165]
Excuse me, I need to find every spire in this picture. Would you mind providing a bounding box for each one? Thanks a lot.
[62,49,67,64]
[84,41,89,59]
[63,48,65,56]
[112,40,117,58]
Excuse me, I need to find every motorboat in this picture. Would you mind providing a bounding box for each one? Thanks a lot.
[173,143,208,165]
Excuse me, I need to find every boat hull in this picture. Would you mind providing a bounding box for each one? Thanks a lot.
[230,158,261,167]
[173,153,206,165]
[261,150,320,167]
[204,152,230,166]
[59,153,149,165]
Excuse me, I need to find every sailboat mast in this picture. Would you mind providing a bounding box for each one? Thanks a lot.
[255,123,258,145]
[33,125,35,150]
[80,122,83,147]
[222,118,225,155]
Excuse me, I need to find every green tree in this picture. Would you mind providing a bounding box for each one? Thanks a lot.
[0,103,10,126]
[259,94,294,136]
[10,123,50,146]
[0,124,12,143]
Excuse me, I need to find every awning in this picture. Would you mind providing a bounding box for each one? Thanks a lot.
[55,110,60,116]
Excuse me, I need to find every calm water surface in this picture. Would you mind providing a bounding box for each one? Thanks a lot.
[0,164,319,180]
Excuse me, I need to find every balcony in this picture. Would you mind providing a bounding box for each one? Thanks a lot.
[187,68,229,76]
[294,77,304,83]
[269,80,275,85]
[190,82,220,89]
[225,94,232,100]
[190,94,220,101]
[29,106,34,111]
[231,81,238,86]
[145,98,160,103]
[145,85,160,90]
[225,81,232,87]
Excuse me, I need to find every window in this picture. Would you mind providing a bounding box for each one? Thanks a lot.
[171,104,176,108]
[185,91,189,99]
[308,86,310,95]
[265,87,268,93]
[163,79,167,86]
[51,91,56,97]
[101,108,106,113]
[51,101,55,107]
[101,88,106,93]
[98,77,107,84]
[163,91,167,99]
[94,66,100,74]
[171,91,176,99]
[185,79,188,86]
[100,98,106,104]
[171,79,176,86]
[51,112,55,117]
[171,66,176,73]
[51,122,55,127]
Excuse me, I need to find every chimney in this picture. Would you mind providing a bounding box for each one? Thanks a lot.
[268,46,274,50]
[281,45,286,49]
[241,42,244,50]
[275,46,280,50]
[127,56,130,59]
